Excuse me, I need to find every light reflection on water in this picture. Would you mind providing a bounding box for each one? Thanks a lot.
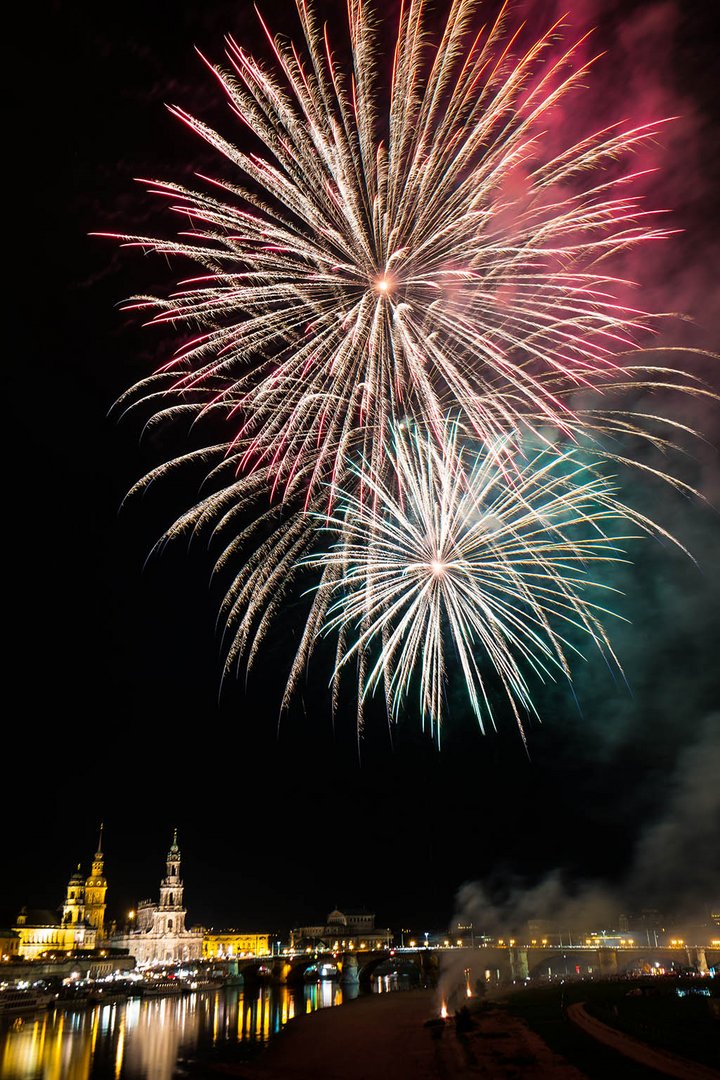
[0,982,346,1080]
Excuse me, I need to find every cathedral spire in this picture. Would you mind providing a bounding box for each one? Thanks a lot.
[159,829,185,926]
[85,826,108,938]
[166,829,181,880]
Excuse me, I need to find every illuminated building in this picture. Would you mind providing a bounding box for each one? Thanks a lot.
[14,904,97,960]
[0,929,20,961]
[202,931,271,958]
[111,830,202,966]
[12,830,107,959]
[290,909,392,951]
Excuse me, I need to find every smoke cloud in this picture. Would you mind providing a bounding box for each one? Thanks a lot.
[453,712,720,936]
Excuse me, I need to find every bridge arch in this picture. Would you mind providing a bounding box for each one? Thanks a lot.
[236,957,285,983]
[526,951,597,980]
[354,952,423,991]
[364,954,422,990]
[286,956,340,985]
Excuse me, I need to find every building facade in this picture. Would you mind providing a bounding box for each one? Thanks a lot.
[290,909,392,951]
[111,831,202,966]
[13,908,97,960]
[202,932,271,959]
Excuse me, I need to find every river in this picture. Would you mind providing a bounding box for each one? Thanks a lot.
[0,976,410,1080]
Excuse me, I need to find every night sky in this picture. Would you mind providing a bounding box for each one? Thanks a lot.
[4,0,719,939]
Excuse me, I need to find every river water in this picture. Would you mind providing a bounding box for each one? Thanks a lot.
[0,981,365,1080]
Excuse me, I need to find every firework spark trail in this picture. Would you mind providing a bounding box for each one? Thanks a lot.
[108,0,712,734]
[307,420,686,741]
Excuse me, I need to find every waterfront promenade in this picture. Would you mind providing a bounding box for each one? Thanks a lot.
[223,990,586,1079]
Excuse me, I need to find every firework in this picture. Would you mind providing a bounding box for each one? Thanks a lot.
[110,0,701,501]
[108,0,707,733]
[309,421,674,741]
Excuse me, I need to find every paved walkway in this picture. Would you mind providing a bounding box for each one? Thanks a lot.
[567,1002,720,1080]
[207,990,587,1079]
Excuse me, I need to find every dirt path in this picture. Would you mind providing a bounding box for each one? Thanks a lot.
[566,1002,720,1080]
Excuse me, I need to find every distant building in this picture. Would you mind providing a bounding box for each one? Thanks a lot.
[202,931,271,959]
[290,909,392,951]
[111,831,202,966]
[13,828,107,959]
[0,929,20,961]
[639,909,665,931]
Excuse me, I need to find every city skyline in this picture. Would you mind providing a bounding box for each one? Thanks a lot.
[3,824,717,945]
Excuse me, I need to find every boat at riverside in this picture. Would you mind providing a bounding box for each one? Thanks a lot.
[187,976,224,991]
[0,988,55,1014]
[140,976,184,997]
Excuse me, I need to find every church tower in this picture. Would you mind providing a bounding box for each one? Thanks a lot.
[84,823,108,938]
[62,865,86,925]
[155,829,187,936]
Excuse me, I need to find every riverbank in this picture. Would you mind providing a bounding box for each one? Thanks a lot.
[200,989,587,1079]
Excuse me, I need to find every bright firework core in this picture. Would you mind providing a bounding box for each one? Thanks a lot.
[429,559,448,577]
[373,273,395,296]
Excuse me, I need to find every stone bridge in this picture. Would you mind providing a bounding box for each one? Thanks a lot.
[221,948,438,989]
[215,943,718,988]
[431,944,718,984]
